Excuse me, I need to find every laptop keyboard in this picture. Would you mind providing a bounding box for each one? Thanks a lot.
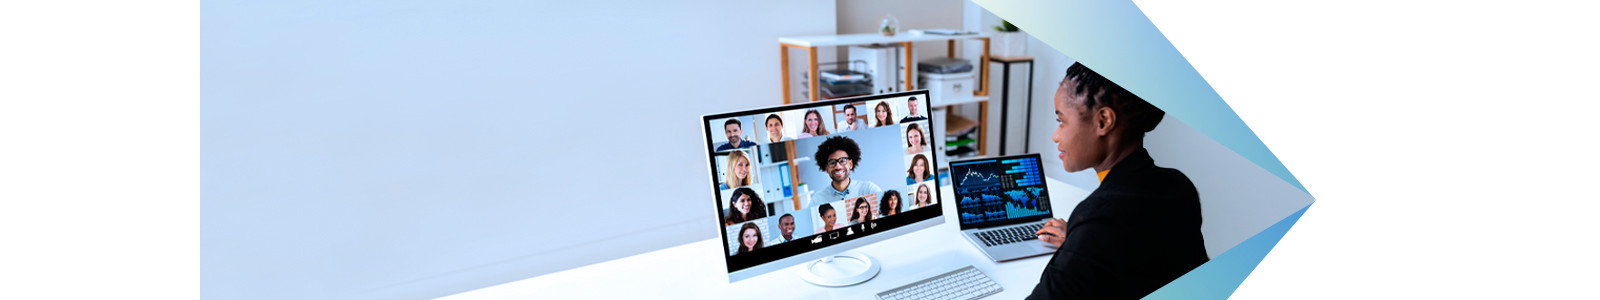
[976,223,1045,247]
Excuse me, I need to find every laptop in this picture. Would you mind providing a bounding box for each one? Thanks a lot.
[949,154,1058,262]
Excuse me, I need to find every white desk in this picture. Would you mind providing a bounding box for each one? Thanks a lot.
[444,178,1091,299]
[777,32,990,48]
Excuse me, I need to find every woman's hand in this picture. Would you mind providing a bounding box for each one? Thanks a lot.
[1036,218,1067,247]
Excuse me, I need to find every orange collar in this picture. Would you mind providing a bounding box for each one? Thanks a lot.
[1096,168,1111,182]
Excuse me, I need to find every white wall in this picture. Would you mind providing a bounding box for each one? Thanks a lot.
[201,1,835,299]
[836,0,966,64]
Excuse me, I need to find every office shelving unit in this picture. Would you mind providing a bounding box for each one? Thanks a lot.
[778,32,992,104]
[777,32,995,159]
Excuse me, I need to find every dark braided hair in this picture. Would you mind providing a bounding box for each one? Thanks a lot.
[1061,62,1165,140]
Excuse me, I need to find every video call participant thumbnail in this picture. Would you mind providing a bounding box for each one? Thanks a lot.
[798,109,831,138]
[773,214,796,243]
[811,136,883,205]
[723,187,768,226]
[765,114,791,143]
[904,123,928,154]
[734,222,763,256]
[716,118,755,151]
[906,153,932,185]
[911,183,935,209]
[720,150,754,190]
[837,104,861,132]
[878,190,902,217]
[1026,62,1207,299]
[847,197,872,225]
[872,101,895,127]
[899,96,927,123]
[816,203,839,232]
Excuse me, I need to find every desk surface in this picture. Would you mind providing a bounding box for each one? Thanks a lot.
[779,32,991,47]
[445,177,1091,299]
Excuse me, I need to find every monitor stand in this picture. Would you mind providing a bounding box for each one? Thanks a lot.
[798,251,880,287]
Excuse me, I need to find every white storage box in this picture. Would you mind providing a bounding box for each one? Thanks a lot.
[919,71,975,106]
[849,45,906,94]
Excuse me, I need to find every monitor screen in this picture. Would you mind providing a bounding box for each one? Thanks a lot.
[950,154,1052,228]
[702,91,943,275]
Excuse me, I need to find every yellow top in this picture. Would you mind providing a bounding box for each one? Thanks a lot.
[1096,168,1112,182]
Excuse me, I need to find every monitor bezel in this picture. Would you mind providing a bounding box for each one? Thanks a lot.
[699,90,945,282]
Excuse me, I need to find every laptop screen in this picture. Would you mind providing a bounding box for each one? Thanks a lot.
[950,154,1053,229]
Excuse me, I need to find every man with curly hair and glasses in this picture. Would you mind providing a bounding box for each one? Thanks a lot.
[810,136,882,205]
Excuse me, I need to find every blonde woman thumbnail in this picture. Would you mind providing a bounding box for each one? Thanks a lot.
[720,150,753,190]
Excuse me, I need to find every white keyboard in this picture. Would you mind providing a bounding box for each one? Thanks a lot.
[876,265,1002,300]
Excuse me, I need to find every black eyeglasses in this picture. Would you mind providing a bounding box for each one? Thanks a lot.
[826,157,852,167]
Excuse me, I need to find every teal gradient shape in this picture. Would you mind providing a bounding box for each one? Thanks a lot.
[973,0,1305,193]
[1145,205,1308,299]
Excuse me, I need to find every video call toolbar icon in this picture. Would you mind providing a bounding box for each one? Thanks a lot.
[846,228,855,236]
[811,236,822,244]
[829,232,839,239]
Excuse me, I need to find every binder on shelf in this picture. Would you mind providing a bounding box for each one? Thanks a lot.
[780,163,792,198]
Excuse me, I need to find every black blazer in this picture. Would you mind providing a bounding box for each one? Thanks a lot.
[1027,148,1209,299]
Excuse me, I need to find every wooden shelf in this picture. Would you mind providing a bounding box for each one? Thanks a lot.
[943,112,978,135]
[930,95,989,107]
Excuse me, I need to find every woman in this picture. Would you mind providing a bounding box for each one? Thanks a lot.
[847,197,872,225]
[723,187,766,226]
[817,203,838,232]
[905,154,931,185]
[797,109,830,138]
[1027,62,1207,299]
[912,183,934,208]
[733,222,764,255]
[873,101,894,127]
[904,123,928,154]
[719,150,753,190]
[878,190,902,217]
[764,114,790,143]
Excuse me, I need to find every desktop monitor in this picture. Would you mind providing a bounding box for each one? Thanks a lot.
[701,90,944,285]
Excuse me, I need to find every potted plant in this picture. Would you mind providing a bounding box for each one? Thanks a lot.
[993,20,1026,57]
[880,14,899,36]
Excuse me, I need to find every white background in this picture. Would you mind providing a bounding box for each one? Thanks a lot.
[4,1,1599,299]
[1135,0,1600,298]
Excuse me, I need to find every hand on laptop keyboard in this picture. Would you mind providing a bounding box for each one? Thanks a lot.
[1036,218,1067,247]
[978,224,1047,246]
